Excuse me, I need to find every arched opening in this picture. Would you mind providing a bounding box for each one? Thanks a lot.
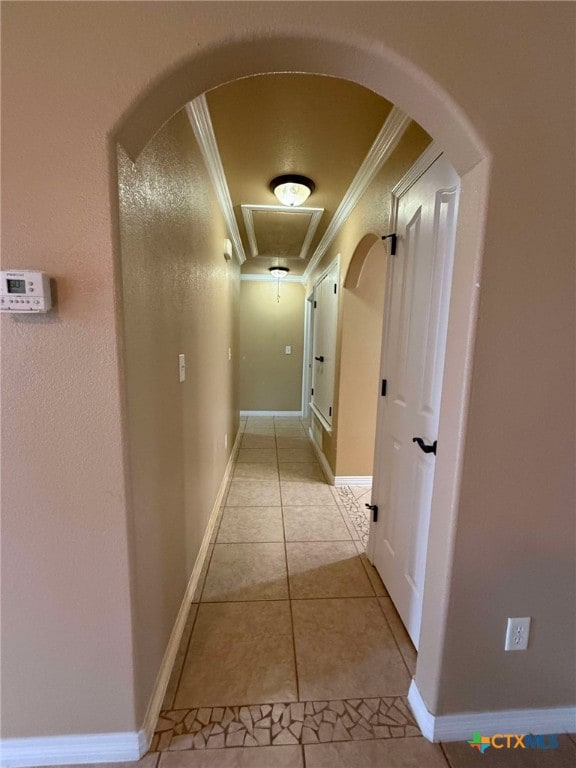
[112,31,491,745]
[335,236,387,483]
[343,233,381,290]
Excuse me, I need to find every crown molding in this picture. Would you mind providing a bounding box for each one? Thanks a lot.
[241,204,324,261]
[392,141,443,199]
[304,106,411,280]
[185,96,246,265]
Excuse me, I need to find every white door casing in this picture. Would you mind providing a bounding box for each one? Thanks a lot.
[311,258,339,429]
[370,154,460,649]
[301,292,314,419]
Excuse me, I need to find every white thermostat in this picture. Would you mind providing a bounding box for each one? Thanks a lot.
[0,270,52,313]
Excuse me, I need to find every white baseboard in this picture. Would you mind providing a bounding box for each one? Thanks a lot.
[0,731,142,767]
[408,680,576,743]
[333,475,372,487]
[0,431,242,768]
[240,410,302,417]
[138,427,241,751]
[307,428,372,488]
[308,426,335,485]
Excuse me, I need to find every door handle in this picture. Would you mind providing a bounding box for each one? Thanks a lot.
[412,437,437,455]
[314,356,325,362]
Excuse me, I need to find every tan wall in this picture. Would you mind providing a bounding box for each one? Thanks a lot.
[117,110,238,723]
[336,240,388,476]
[1,0,574,743]
[239,280,305,412]
[310,122,431,475]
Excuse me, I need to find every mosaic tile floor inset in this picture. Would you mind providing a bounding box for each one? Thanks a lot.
[334,485,371,548]
[150,696,419,752]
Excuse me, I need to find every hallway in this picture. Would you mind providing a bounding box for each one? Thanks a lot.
[131,415,576,767]
[26,419,576,767]
[142,415,435,765]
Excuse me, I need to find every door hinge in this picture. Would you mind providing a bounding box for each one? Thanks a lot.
[329,406,332,417]
[382,233,397,256]
[381,379,387,397]
[365,503,378,522]
[311,388,314,396]
[313,300,317,308]
[333,283,337,294]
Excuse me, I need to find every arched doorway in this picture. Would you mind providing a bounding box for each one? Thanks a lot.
[112,31,490,737]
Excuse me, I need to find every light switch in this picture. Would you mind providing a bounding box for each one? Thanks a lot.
[285,345,292,355]
[179,353,186,383]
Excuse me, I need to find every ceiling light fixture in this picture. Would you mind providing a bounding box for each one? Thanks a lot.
[269,266,290,303]
[270,174,315,207]
[268,266,290,278]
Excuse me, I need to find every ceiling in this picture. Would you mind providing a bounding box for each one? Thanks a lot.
[200,75,397,276]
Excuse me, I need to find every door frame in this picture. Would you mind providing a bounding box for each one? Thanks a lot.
[301,290,314,419]
[309,254,340,432]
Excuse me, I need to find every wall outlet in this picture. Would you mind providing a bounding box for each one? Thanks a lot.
[505,617,531,651]
[285,345,292,355]
[178,354,186,383]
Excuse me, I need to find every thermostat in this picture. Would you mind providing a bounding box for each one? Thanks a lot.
[0,270,52,313]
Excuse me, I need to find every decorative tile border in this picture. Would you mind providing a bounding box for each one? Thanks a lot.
[149,696,419,752]
[334,486,371,548]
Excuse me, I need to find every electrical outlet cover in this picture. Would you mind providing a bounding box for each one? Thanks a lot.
[505,617,531,651]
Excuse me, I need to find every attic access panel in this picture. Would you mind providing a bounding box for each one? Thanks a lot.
[241,204,323,261]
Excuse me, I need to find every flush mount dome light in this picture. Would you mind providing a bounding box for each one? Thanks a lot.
[269,266,290,278]
[270,174,315,207]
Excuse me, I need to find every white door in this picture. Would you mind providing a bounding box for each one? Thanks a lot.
[311,261,339,427]
[371,154,460,648]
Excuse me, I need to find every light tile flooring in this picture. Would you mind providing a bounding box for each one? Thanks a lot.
[45,416,576,768]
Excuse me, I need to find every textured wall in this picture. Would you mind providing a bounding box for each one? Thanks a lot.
[1,0,574,744]
[117,110,238,723]
[336,240,388,477]
[239,281,305,411]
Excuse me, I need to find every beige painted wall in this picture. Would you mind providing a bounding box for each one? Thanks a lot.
[1,0,574,744]
[311,122,431,475]
[336,240,388,476]
[117,109,238,723]
[239,281,305,412]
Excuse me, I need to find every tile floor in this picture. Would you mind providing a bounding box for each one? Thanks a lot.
[43,416,576,767]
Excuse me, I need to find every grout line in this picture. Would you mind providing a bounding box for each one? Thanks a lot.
[198,595,385,604]
[159,692,413,712]
[214,538,356,545]
[279,435,301,703]
[215,539,285,545]
[375,595,417,680]
[439,740,454,767]
[170,601,202,711]
[196,538,218,604]
[211,505,226,543]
